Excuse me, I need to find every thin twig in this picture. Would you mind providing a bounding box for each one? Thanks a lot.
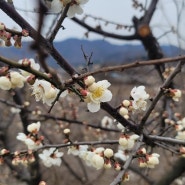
[140,61,185,129]
[48,3,70,42]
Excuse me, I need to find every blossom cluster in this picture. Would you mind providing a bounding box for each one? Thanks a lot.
[16,121,43,150]
[50,0,89,18]
[175,117,185,141]
[165,114,185,143]
[0,58,60,106]
[0,148,36,166]
[16,122,64,167]
[137,148,160,168]
[39,148,64,167]
[67,145,121,170]
[119,86,150,118]
[12,150,36,166]
[82,75,112,112]
[0,71,25,90]
[118,134,140,150]
[167,88,182,102]
[0,22,29,47]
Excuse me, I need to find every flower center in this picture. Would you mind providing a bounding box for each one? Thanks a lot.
[92,87,104,99]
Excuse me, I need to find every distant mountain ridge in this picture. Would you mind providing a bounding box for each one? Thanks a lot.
[0,38,184,68]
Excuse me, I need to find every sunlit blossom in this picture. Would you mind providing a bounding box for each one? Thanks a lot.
[119,134,139,150]
[68,145,88,156]
[85,80,112,113]
[146,153,160,168]
[0,76,11,90]
[169,89,182,102]
[176,131,185,140]
[39,148,63,167]
[114,149,129,162]
[91,154,104,170]
[27,121,41,133]
[50,0,89,18]
[10,71,25,88]
[130,86,149,111]
[32,79,59,106]
[16,133,42,150]
[104,148,114,158]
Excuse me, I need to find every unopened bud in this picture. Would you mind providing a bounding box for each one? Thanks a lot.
[122,100,130,107]
[84,76,95,86]
[63,128,71,135]
[104,148,114,158]
[22,29,29,37]
[0,22,5,30]
[80,89,88,96]
[27,75,36,85]
[119,107,128,116]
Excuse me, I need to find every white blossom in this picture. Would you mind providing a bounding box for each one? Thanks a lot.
[27,121,41,133]
[19,58,40,77]
[119,107,129,116]
[32,79,59,106]
[39,148,63,167]
[91,154,104,170]
[0,76,11,90]
[114,149,129,162]
[16,133,42,150]
[50,0,89,18]
[68,145,88,156]
[104,148,114,158]
[119,134,139,150]
[130,86,149,111]
[85,80,112,112]
[80,151,94,166]
[176,131,185,140]
[170,89,182,102]
[84,75,95,86]
[146,153,160,168]
[101,116,113,128]
[116,122,125,132]
[10,71,25,88]
[16,133,27,141]
[10,107,21,114]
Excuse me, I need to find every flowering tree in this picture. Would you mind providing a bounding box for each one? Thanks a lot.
[0,0,185,185]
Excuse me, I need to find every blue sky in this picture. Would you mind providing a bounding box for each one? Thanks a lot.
[0,0,185,48]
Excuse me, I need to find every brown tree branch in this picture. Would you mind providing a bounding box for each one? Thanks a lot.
[72,17,138,40]
[140,60,185,129]
[48,4,70,42]
[0,1,77,76]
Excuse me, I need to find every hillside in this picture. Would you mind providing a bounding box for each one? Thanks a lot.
[0,38,184,68]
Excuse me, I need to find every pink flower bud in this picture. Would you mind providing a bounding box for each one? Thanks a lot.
[80,89,88,96]
[22,29,29,37]
[27,75,36,85]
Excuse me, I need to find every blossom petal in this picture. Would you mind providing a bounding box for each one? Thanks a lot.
[87,102,100,113]
[99,90,112,102]
[97,80,111,89]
